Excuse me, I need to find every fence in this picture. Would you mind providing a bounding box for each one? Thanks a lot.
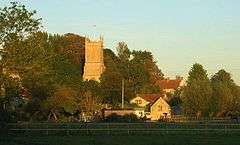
[6,122,240,136]
[169,116,236,123]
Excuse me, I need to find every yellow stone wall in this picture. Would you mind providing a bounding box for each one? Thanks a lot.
[83,37,105,82]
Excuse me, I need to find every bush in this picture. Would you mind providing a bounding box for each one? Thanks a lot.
[104,113,142,123]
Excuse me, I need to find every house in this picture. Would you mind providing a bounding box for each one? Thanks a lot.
[130,94,171,121]
[155,76,185,94]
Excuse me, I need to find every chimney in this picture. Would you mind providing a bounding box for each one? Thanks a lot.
[176,75,183,80]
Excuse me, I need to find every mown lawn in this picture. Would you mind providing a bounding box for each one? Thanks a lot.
[1,134,240,145]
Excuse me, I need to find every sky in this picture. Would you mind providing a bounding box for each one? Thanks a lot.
[0,0,240,84]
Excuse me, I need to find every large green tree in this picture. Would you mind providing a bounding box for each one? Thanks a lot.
[1,31,83,121]
[182,63,212,118]
[130,50,163,94]
[101,43,164,107]
[211,69,240,117]
[61,33,85,75]
[0,2,42,121]
[0,1,41,45]
[101,49,122,106]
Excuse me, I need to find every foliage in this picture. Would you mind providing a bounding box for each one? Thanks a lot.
[104,113,142,122]
[130,50,164,93]
[182,63,212,118]
[60,33,85,75]
[0,30,83,121]
[3,2,240,123]
[168,89,183,107]
[0,75,23,122]
[211,69,240,117]
[80,92,101,116]
[0,1,41,44]
[100,49,122,106]
[116,42,131,63]
[0,2,42,121]
[44,86,78,116]
[101,44,164,107]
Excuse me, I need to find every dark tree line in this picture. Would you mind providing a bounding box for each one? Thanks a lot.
[0,2,164,122]
[182,63,240,118]
[101,42,164,107]
[1,2,239,123]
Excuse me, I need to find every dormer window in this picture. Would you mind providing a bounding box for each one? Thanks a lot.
[135,100,142,104]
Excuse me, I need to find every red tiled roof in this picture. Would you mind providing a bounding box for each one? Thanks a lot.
[155,79,182,90]
[138,94,164,104]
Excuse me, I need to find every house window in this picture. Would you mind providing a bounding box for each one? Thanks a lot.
[158,105,162,111]
[135,100,142,104]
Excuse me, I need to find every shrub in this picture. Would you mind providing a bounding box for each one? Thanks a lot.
[104,113,142,122]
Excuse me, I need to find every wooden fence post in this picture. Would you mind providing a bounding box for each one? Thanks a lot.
[86,123,89,135]
[67,124,70,136]
[26,123,29,136]
[225,124,227,134]
[46,124,48,135]
[166,123,169,134]
[108,123,110,135]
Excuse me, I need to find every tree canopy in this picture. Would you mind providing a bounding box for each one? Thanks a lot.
[211,69,240,117]
[182,63,213,118]
[100,44,164,107]
[1,2,239,123]
[0,1,41,45]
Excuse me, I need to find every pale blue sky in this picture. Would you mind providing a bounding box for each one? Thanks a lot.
[1,0,240,84]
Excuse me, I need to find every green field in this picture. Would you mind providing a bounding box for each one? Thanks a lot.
[3,122,240,145]
[1,134,240,145]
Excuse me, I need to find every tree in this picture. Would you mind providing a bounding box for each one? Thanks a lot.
[182,63,212,118]
[79,90,102,118]
[0,2,42,122]
[78,80,103,120]
[116,43,164,100]
[60,33,85,75]
[1,31,83,121]
[0,75,22,122]
[101,44,164,107]
[42,86,78,122]
[100,49,122,106]
[130,50,164,93]
[116,42,131,62]
[211,69,240,117]
[130,51,151,93]
[0,2,41,45]
[116,42,131,80]
[168,88,183,107]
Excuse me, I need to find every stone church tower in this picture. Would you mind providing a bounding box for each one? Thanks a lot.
[83,37,105,82]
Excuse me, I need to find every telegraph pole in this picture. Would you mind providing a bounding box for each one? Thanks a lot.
[121,79,125,109]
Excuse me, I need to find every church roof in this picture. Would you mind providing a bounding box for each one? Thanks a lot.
[155,79,182,90]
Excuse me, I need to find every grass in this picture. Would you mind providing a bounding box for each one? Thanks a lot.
[1,134,240,145]
[3,122,240,145]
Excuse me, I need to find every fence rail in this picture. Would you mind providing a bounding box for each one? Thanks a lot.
[6,122,240,136]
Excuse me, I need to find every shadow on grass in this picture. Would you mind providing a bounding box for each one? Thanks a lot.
[1,134,240,145]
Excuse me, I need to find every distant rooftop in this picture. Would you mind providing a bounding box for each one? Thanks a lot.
[155,77,184,90]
